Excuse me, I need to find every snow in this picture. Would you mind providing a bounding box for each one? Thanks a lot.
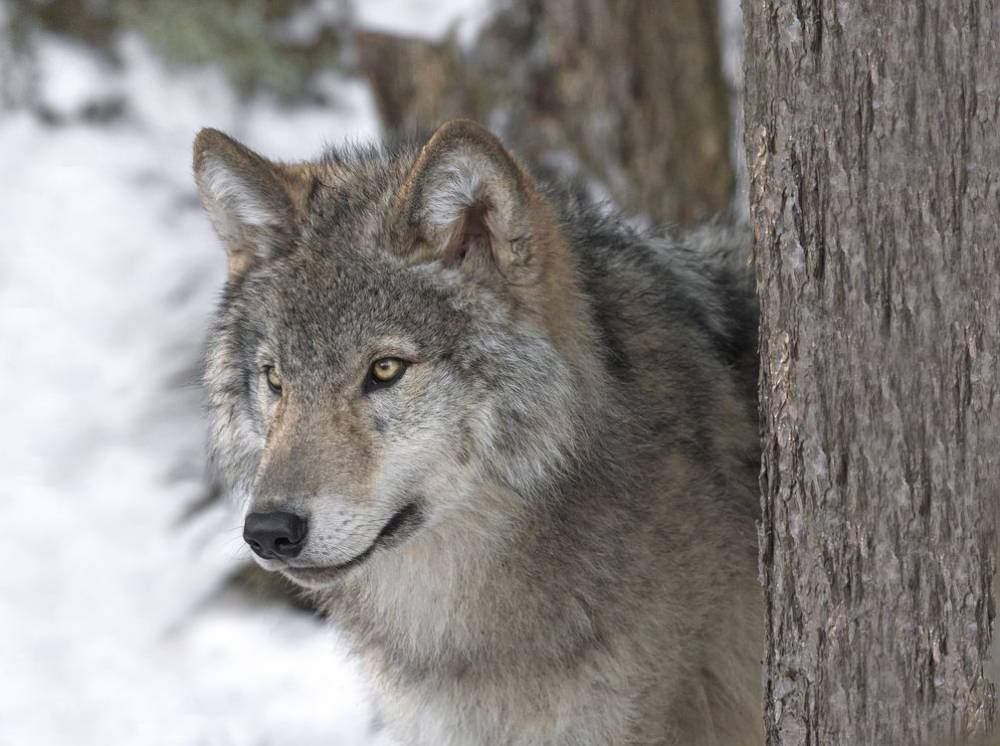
[34,36,123,119]
[352,0,494,45]
[0,32,396,746]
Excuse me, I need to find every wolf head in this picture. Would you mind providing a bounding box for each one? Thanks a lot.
[195,120,601,588]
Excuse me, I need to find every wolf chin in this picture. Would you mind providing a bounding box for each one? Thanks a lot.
[194,119,762,745]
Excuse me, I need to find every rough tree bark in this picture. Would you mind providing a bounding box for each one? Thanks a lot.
[745,2,1000,744]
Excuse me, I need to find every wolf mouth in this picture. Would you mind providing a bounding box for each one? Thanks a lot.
[281,501,423,584]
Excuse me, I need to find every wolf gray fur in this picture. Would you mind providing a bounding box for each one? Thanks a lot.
[194,119,763,745]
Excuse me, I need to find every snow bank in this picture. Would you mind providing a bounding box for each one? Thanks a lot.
[0,31,396,746]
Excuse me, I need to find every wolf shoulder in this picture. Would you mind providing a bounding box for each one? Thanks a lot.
[554,194,758,409]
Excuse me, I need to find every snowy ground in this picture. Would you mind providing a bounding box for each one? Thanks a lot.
[0,30,404,746]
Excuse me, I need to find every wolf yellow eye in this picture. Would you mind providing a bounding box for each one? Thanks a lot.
[368,357,407,388]
[264,366,282,394]
[364,357,408,395]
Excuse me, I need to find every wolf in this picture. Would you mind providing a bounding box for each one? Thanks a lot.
[194,119,763,745]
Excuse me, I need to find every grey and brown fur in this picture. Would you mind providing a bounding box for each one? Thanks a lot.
[194,119,763,745]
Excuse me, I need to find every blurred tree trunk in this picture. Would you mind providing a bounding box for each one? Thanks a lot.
[357,0,735,227]
[745,1,999,744]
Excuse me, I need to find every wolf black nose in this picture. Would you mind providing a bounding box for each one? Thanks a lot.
[243,511,307,559]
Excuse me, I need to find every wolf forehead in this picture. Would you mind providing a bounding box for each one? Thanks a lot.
[212,141,474,347]
[226,249,469,370]
[301,142,425,251]
[257,134,479,270]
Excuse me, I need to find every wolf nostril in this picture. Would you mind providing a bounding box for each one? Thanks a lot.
[243,511,307,559]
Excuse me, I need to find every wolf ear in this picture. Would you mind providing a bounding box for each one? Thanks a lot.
[193,128,312,278]
[395,119,540,286]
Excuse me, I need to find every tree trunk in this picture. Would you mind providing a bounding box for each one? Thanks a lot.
[356,0,735,227]
[745,2,1000,744]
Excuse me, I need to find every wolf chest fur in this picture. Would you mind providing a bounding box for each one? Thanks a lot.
[195,119,762,745]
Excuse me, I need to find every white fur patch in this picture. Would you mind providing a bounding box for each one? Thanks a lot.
[421,151,490,230]
[200,155,280,230]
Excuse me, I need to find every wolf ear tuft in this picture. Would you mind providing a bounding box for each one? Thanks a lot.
[193,128,311,278]
[396,119,538,285]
